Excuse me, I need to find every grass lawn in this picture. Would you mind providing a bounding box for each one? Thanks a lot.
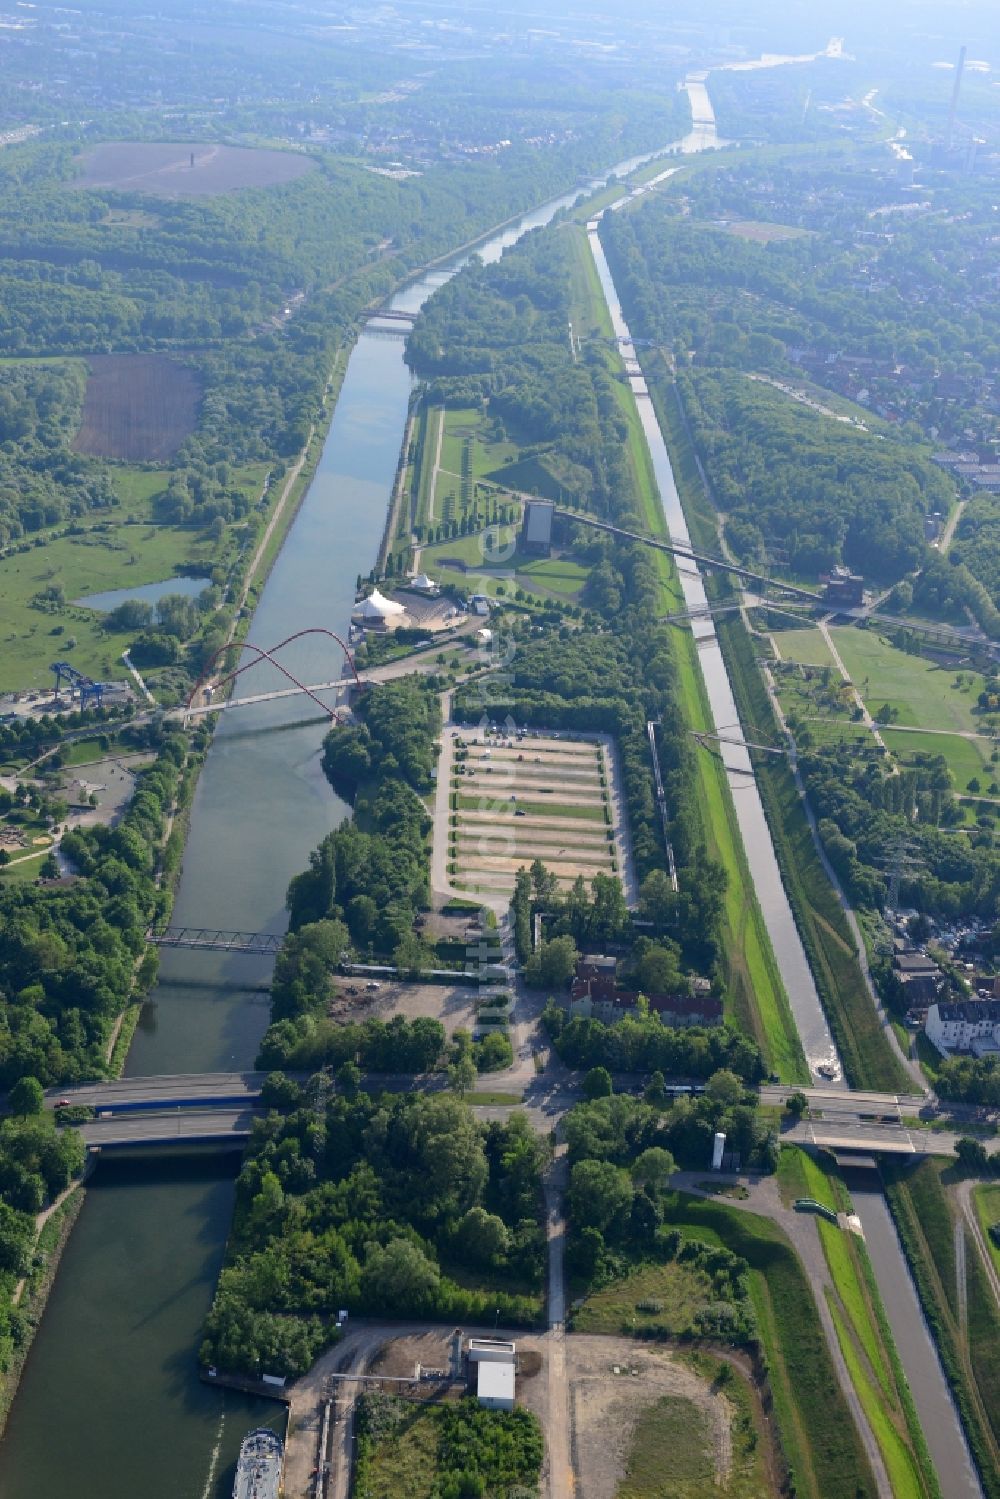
[618,1394,715,1498]
[973,1185,1000,1279]
[772,627,837,669]
[515,556,588,597]
[776,1144,843,1212]
[0,526,215,691]
[832,629,989,734]
[881,728,993,791]
[572,1259,715,1336]
[456,794,606,823]
[0,851,47,883]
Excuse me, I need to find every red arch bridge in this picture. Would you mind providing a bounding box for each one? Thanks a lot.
[180,627,362,723]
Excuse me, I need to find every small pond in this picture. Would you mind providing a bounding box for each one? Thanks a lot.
[74,575,211,613]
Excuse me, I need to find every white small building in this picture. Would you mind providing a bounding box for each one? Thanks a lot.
[475,628,493,647]
[925,999,1000,1056]
[467,1338,516,1411]
[409,573,440,596]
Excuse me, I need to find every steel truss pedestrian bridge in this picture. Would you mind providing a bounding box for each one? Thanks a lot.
[147,928,282,955]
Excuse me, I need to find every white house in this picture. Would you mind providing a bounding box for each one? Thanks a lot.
[925,1000,1000,1056]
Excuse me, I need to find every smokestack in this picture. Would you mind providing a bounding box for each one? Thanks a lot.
[946,45,967,150]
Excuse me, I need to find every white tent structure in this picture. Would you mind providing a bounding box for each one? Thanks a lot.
[409,573,440,595]
[352,588,407,630]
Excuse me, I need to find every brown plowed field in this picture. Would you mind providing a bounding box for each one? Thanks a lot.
[73,355,202,461]
[75,142,314,197]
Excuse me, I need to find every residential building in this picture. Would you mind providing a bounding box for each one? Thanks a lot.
[925,999,1000,1055]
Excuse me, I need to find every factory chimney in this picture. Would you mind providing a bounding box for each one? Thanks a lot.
[946,45,967,150]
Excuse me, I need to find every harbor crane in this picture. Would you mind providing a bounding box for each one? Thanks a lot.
[50,661,106,709]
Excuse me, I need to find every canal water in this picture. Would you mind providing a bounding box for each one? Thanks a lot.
[0,145,691,1499]
[586,202,839,1080]
[849,1173,982,1498]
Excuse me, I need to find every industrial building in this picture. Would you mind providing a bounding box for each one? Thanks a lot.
[821,566,865,608]
[466,1338,516,1412]
[520,500,554,556]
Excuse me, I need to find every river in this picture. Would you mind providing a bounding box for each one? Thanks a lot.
[0,143,698,1499]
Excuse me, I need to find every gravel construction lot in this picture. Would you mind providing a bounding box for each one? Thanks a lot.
[568,1336,732,1499]
[329,979,482,1038]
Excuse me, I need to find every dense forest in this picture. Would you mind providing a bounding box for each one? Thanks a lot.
[0,727,200,1085]
[201,1086,547,1376]
[407,228,637,517]
[600,151,1000,615]
[257,677,441,1070]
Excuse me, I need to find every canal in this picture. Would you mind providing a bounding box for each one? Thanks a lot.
[0,145,689,1499]
[584,108,981,1496]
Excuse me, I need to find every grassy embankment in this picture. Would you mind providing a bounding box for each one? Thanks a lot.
[0,1186,84,1437]
[973,1184,1000,1278]
[778,1149,940,1499]
[564,221,805,1082]
[662,1190,876,1499]
[653,379,908,1092]
[883,1158,1000,1499]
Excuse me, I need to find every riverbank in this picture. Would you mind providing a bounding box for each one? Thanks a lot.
[0,1187,84,1439]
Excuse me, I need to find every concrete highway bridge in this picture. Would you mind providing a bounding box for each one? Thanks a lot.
[53,1074,996,1159]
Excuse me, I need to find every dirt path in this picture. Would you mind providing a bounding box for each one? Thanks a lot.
[233,437,312,630]
[956,1178,1000,1310]
[817,617,888,755]
[955,1216,968,1337]
[938,499,966,555]
[544,1148,574,1499]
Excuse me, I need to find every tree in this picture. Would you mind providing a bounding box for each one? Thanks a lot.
[394,931,429,980]
[955,1136,989,1173]
[631,1146,676,1191]
[785,1091,808,1118]
[259,1072,302,1111]
[524,935,578,989]
[456,1206,510,1266]
[567,1159,633,1232]
[705,1070,745,1107]
[449,1055,478,1097]
[582,1066,613,1100]
[361,1237,440,1313]
[337,1061,362,1099]
[9,1076,43,1117]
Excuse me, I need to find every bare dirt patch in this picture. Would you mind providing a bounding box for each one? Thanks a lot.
[329,979,481,1038]
[73,354,201,461]
[568,1336,730,1499]
[723,220,809,244]
[74,141,314,197]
